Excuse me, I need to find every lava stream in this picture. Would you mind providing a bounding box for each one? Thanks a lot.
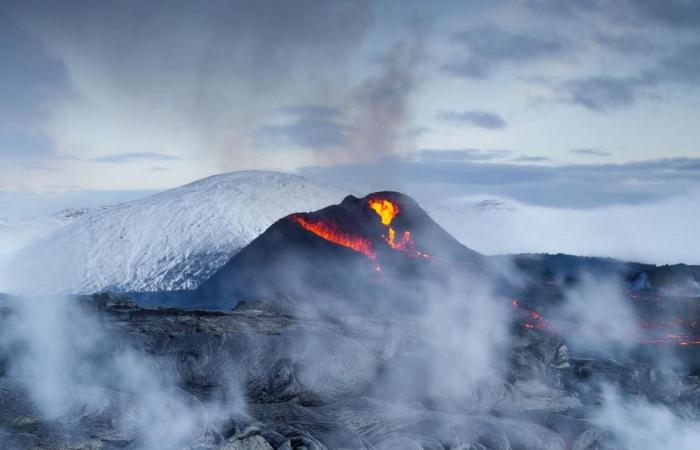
[511,297,700,346]
[291,215,375,258]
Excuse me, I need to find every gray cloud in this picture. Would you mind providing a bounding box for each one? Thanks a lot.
[523,1,700,112]
[560,40,700,111]
[528,0,700,29]
[593,31,656,54]
[0,6,69,170]
[571,148,611,157]
[278,105,344,120]
[0,6,68,127]
[416,148,513,162]
[561,75,651,111]
[513,155,551,162]
[0,131,53,160]
[256,105,350,150]
[90,152,181,163]
[300,156,700,208]
[631,0,700,29]
[10,0,373,87]
[442,24,569,79]
[660,41,700,85]
[524,0,598,17]
[4,0,373,163]
[436,110,507,129]
[149,166,172,172]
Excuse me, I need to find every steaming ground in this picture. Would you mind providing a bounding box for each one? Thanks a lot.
[3,279,699,449]
[0,295,246,449]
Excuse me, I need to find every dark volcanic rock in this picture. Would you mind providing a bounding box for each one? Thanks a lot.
[4,296,696,449]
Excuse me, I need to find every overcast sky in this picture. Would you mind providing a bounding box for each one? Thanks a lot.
[1,0,699,215]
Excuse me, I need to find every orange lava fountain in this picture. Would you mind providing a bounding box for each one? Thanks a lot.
[369,198,428,257]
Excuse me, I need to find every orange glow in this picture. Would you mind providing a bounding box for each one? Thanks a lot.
[291,197,431,265]
[512,296,700,346]
[291,215,375,258]
[368,199,399,225]
[368,198,428,257]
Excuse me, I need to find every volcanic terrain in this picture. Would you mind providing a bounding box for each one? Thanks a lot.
[2,192,700,449]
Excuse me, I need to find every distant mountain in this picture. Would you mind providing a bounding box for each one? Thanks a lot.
[5,171,349,294]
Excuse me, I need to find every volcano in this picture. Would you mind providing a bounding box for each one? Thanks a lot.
[193,192,483,310]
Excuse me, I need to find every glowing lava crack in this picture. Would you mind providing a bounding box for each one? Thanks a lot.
[291,215,375,258]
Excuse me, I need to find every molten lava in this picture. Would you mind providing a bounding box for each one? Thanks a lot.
[291,215,375,258]
[369,198,428,258]
[511,296,700,346]
[290,196,429,265]
[512,298,549,330]
[369,199,399,226]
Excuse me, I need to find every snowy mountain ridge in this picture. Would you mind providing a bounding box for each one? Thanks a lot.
[3,171,350,295]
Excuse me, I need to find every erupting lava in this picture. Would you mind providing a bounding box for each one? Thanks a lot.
[291,215,375,258]
[368,199,399,226]
[369,198,428,258]
[290,195,430,264]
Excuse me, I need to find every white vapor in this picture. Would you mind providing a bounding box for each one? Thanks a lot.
[549,275,640,357]
[548,273,699,450]
[0,294,244,449]
[596,387,700,450]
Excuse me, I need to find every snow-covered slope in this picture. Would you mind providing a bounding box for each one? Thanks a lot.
[5,172,349,294]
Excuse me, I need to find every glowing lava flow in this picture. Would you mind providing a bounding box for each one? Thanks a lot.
[289,197,429,266]
[511,298,549,330]
[290,215,375,258]
[368,198,428,257]
[511,297,700,346]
